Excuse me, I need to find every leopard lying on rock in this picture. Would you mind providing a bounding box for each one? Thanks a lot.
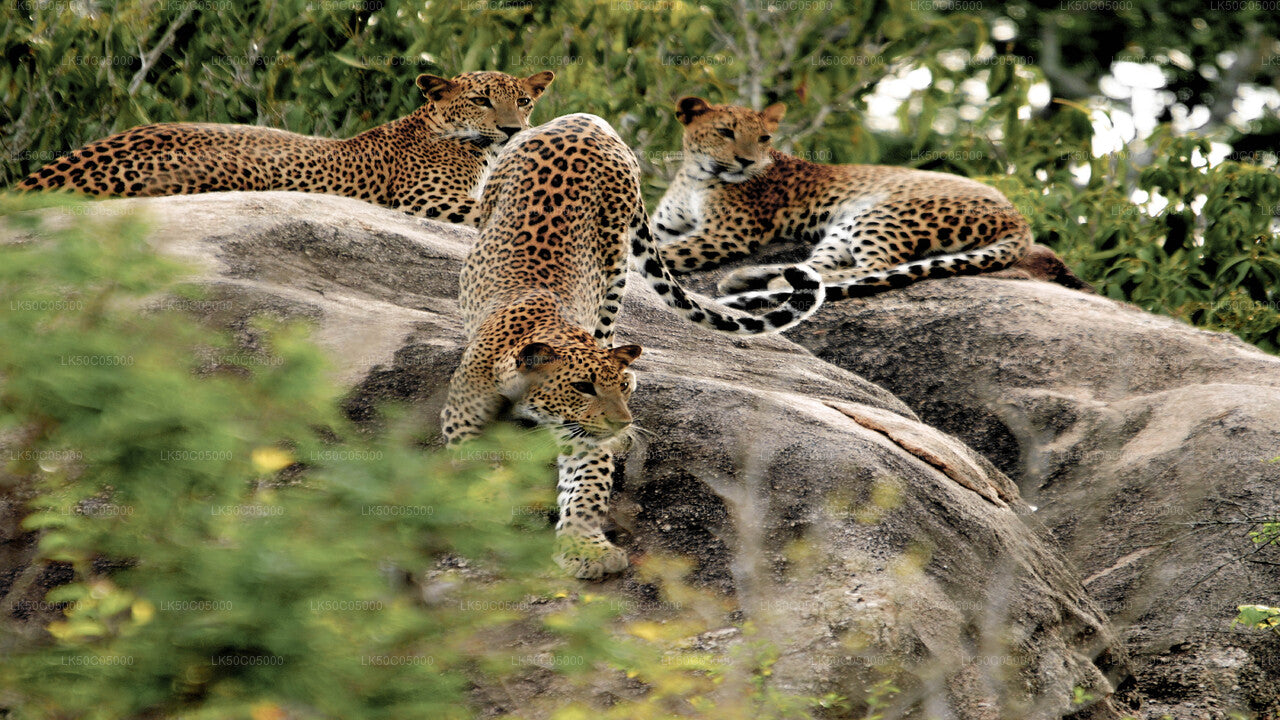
[654,97,1033,309]
[18,71,553,225]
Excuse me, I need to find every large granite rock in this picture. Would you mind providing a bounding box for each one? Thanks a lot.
[761,274,1280,720]
[9,191,1148,719]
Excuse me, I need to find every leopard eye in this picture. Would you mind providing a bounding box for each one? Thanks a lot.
[470,96,492,107]
[516,97,531,107]
[759,134,772,143]
[571,381,597,396]
[716,127,735,140]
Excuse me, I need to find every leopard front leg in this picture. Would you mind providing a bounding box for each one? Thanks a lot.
[719,231,1033,308]
[655,201,777,276]
[553,446,627,579]
[652,184,698,244]
[662,226,776,274]
[716,220,858,294]
[439,361,508,445]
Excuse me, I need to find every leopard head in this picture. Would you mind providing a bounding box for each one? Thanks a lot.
[675,97,785,183]
[505,340,642,449]
[416,70,555,148]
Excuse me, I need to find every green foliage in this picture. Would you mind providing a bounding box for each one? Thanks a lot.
[1236,516,1280,639]
[1234,605,1280,638]
[1251,517,1280,549]
[986,0,1280,111]
[0,193,551,717]
[858,679,899,720]
[917,101,1280,352]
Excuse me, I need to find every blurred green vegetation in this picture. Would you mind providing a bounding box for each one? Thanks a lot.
[5,0,1278,350]
[1236,516,1280,637]
[0,193,550,717]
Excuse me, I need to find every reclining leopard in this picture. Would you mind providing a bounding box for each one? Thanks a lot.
[441,113,823,579]
[654,97,1032,309]
[17,71,553,225]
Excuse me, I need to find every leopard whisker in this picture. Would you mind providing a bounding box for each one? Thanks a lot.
[627,423,656,439]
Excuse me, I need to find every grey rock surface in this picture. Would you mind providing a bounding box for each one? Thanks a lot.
[763,275,1280,720]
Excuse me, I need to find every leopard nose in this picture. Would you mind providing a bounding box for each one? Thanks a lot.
[499,126,522,138]
[606,417,633,431]
[734,156,752,168]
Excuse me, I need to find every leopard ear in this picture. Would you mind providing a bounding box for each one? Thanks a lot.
[760,102,786,131]
[610,344,643,367]
[517,342,558,373]
[676,97,713,125]
[417,74,459,102]
[524,71,555,98]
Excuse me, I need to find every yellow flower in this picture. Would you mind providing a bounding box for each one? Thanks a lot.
[251,447,295,474]
[626,621,666,642]
[250,702,287,720]
[131,600,155,624]
[46,619,105,641]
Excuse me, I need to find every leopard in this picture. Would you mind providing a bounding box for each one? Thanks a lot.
[440,112,823,579]
[653,97,1032,311]
[16,71,554,225]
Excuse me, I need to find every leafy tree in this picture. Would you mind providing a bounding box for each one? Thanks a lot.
[986,0,1280,134]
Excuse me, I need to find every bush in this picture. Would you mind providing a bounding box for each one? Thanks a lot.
[0,194,547,717]
[971,119,1280,352]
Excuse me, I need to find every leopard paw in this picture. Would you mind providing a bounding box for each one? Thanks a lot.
[554,535,628,580]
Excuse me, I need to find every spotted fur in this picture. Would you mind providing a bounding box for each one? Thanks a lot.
[441,113,823,579]
[654,98,1032,310]
[17,71,553,225]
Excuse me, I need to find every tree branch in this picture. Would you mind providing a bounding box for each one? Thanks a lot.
[128,6,196,96]
[1037,22,1095,100]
